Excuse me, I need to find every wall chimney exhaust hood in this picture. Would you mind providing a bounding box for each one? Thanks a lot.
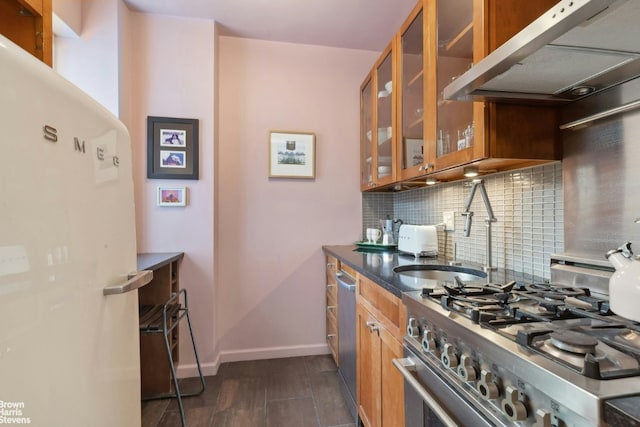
[443,0,640,104]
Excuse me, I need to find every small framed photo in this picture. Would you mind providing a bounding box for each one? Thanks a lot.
[160,129,186,147]
[268,130,315,179]
[157,186,187,207]
[147,116,199,180]
[404,138,424,167]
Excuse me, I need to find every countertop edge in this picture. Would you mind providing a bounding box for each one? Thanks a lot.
[137,252,184,271]
[323,245,402,297]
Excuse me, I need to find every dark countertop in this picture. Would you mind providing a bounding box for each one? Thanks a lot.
[322,245,544,298]
[137,252,184,271]
[605,396,640,427]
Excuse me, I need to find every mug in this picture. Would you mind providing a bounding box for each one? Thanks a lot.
[367,228,382,243]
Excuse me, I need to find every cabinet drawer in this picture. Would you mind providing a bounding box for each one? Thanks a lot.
[326,255,339,280]
[326,287,338,308]
[357,275,406,340]
[326,309,338,364]
[326,308,338,336]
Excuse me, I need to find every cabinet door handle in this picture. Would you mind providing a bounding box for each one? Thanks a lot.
[366,321,379,333]
[327,334,337,339]
[327,306,336,312]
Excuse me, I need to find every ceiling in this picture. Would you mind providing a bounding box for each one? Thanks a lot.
[123,0,418,52]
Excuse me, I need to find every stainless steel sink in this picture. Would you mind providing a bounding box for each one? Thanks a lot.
[393,264,486,289]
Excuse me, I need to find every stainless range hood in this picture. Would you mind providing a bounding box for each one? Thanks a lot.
[444,0,640,104]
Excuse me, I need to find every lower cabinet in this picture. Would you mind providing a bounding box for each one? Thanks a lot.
[325,255,339,364]
[357,274,406,427]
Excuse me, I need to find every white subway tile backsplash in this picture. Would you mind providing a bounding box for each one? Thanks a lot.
[362,162,564,279]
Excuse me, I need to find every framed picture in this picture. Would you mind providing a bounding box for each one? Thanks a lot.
[157,186,187,207]
[147,116,199,179]
[404,138,424,167]
[268,130,316,179]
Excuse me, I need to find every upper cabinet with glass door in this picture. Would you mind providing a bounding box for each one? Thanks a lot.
[361,0,561,191]
[360,74,374,190]
[432,0,476,170]
[361,42,396,191]
[397,3,430,182]
[426,0,560,176]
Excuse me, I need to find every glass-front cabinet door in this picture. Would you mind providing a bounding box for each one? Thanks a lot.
[434,0,476,170]
[361,42,396,191]
[360,74,374,190]
[374,45,395,188]
[397,5,429,181]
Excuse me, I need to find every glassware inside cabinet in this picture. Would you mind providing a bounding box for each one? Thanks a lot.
[376,51,393,181]
[400,10,424,171]
[436,0,474,159]
[361,78,373,188]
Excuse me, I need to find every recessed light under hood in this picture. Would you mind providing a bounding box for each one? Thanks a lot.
[444,0,640,104]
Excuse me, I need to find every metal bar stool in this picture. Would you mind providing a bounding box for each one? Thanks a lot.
[141,289,205,427]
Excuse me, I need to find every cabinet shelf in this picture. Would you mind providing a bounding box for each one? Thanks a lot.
[407,69,423,87]
[407,117,423,130]
[442,21,473,57]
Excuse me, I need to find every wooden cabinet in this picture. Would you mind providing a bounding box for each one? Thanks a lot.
[397,2,430,181]
[422,0,560,182]
[325,255,339,364]
[0,0,52,66]
[356,274,406,427]
[137,252,184,397]
[361,0,560,191]
[361,41,397,190]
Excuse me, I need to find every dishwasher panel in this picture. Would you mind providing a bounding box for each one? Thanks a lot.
[336,271,357,423]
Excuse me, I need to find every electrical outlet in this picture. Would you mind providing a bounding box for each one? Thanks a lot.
[443,211,455,231]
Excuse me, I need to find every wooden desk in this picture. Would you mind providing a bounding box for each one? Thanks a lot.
[137,252,184,397]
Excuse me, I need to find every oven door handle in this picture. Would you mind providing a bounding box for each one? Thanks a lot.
[392,357,459,427]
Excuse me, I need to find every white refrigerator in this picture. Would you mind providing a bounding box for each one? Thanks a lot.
[0,35,150,426]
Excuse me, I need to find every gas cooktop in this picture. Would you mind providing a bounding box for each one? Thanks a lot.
[400,256,640,426]
[421,281,640,380]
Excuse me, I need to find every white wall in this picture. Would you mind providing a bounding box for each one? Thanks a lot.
[55,4,377,374]
[121,12,217,375]
[54,0,119,116]
[216,37,376,362]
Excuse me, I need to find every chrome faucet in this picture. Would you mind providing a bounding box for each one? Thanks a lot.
[461,179,497,272]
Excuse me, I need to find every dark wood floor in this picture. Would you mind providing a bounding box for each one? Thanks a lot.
[142,354,356,427]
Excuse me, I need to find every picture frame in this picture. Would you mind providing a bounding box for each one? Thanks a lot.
[404,138,424,167]
[147,116,199,179]
[157,186,187,207]
[268,130,316,179]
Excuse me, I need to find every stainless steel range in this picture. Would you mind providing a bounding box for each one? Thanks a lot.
[394,255,640,426]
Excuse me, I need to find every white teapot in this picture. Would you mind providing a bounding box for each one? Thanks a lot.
[606,242,640,322]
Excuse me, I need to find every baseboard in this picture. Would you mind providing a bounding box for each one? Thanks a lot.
[177,357,220,378]
[218,343,330,364]
[176,343,330,378]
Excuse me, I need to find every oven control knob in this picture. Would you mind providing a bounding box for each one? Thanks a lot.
[458,355,477,382]
[422,330,437,354]
[441,343,458,369]
[501,386,527,421]
[407,317,420,338]
[533,409,552,427]
[477,370,499,400]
